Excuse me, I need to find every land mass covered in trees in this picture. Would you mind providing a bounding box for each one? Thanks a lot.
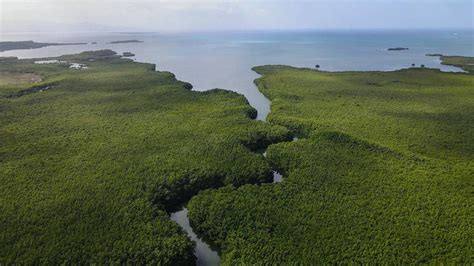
[1,49,472,264]
[0,50,289,264]
[188,56,474,264]
[0,41,87,52]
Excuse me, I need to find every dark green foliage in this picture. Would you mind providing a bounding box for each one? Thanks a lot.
[252,64,474,161]
[188,57,474,264]
[0,50,290,263]
[0,56,19,62]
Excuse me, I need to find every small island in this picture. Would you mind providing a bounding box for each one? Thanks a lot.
[107,40,143,44]
[0,40,87,52]
[387,47,409,51]
[426,53,443,57]
[122,52,135,57]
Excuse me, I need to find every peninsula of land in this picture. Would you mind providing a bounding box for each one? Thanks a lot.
[0,40,87,52]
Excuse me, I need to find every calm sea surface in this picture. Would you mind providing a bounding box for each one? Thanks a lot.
[1,30,473,119]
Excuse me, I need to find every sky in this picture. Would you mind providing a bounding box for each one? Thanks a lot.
[0,0,473,32]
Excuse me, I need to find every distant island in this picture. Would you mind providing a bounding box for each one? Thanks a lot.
[0,40,87,52]
[387,47,409,51]
[107,40,143,44]
[122,52,135,57]
[426,53,443,57]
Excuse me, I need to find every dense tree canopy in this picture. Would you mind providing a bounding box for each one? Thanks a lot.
[188,57,474,264]
[0,50,290,263]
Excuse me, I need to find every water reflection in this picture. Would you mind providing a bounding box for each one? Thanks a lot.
[170,208,220,266]
[273,171,283,183]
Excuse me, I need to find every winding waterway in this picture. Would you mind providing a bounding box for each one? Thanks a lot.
[168,77,296,264]
[170,208,220,266]
[168,70,280,265]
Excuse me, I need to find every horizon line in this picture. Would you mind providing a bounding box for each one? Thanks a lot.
[1,27,473,35]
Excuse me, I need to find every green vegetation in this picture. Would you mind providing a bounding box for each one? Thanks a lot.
[0,50,290,264]
[0,41,86,52]
[2,47,472,264]
[254,64,473,161]
[0,72,41,86]
[441,55,474,73]
[188,57,474,263]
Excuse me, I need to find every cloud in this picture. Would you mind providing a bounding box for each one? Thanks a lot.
[1,0,472,32]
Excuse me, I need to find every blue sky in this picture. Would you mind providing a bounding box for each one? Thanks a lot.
[1,0,473,32]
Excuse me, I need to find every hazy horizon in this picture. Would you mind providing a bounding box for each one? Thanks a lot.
[1,0,473,33]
